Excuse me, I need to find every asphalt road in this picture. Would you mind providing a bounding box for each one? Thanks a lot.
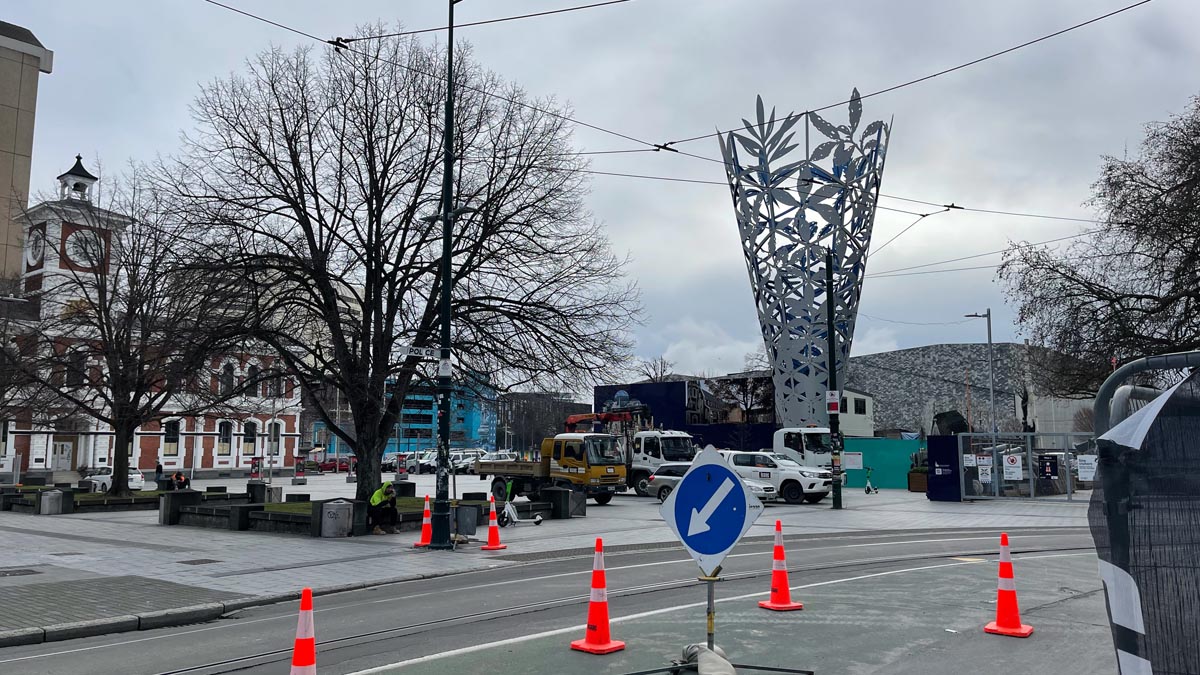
[0,527,1107,675]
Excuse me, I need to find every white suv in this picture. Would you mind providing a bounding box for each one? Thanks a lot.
[718,451,831,504]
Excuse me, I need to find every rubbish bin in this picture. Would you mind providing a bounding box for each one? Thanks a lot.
[39,489,63,515]
[454,504,478,536]
[321,499,353,538]
[541,487,572,519]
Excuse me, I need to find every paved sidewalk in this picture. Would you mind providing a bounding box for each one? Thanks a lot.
[0,484,1089,646]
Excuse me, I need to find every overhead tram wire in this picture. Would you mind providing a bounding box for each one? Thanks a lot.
[336,0,634,41]
[656,0,1154,149]
[858,311,975,327]
[200,0,670,152]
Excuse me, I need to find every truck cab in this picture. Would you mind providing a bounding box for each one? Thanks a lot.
[773,427,835,470]
[540,433,626,504]
[628,430,696,497]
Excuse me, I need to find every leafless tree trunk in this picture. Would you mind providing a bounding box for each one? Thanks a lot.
[161,30,639,500]
[1,174,256,495]
[637,356,675,383]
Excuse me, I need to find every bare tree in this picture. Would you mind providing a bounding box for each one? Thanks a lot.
[162,31,639,500]
[705,352,774,451]
[1073,407,1095,433]
[1000,95,1200,396]
[1,174,253,495]
[637,356,675,383]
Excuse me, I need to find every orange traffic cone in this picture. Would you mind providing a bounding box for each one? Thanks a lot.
[758,520,803,611]
[413,495,432,548]
[480,495,507,551]
[570,538,625,654]
[984,532,1034,637]
[289,587,316,675]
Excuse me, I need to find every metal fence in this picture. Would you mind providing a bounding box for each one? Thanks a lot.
[957,432,1096,502]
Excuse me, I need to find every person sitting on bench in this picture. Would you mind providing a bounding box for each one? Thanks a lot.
[368,482,400,535]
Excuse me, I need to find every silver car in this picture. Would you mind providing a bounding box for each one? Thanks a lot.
[647,462,778,503]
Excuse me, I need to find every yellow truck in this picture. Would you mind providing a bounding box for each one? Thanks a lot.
[475,433,626,505]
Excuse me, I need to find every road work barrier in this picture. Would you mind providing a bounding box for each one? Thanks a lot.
[758,520,804,611]
[289,587,316,675]
[984,532,1034,637]
[570,538,625,655]
[480,495,507,551]
[413,495,432,548]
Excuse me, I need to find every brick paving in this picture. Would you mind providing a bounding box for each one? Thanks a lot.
[0,575,239,630]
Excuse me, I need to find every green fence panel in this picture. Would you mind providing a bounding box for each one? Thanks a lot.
[841,438,921,490]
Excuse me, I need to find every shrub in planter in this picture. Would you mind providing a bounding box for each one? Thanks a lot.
[907,466,929,492]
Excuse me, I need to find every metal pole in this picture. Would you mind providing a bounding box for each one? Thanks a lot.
[825,248,843,510]
[430,0,460,550]
[703,575,717,650]
[985,308,997,440]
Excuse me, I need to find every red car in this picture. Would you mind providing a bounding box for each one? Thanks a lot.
[317,458,352,472]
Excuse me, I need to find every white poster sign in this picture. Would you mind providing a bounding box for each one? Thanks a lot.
[979,466,992,483]
[1077,455,1097,482]
[1003,454,1024,481]
[977,454,993,467]
[0,456,11,472]
[963,454,977,467]
[843,452,863,470]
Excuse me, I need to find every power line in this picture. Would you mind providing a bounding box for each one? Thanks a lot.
[867,230,1099,276]
[660,0,1153,148]
[858,311,975,326]
[200,0,665,150]
[338,0,633,42]
[867,209,950,258]
[866,263,999,279]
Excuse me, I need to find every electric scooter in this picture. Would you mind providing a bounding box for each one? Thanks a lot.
[863,466,879,494]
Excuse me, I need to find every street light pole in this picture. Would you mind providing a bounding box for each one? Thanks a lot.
[430,0,464,550]
[965,309,997,439]
[824,248,843,510]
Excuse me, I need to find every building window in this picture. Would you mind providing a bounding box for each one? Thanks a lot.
[266,374,283,398]
[455,416,465,425]
[840,398,847,414]
[267,422,281,456]
[66,350,87,387]
[242,421,257,456]
[0,420,8,455]
[402,413,433,425]
[217,421,233,456]
[247,364,261,396]
[403,428,432,439]
[220,363,236,396]
[163,420,180,457]
[854,398,867,415]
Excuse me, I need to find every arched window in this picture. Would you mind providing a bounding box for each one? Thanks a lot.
[266,374,283,398]
[267,421,282,456]
[242,421,257,456]
[163,420,181,457]
[220,363,236,396]
[247,364,261,397]
[66,350,87,388]
[217,421,233,456]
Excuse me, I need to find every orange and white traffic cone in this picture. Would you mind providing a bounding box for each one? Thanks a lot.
[289,587,316,675]
[480,495,507,551]
[570,538,625,654]
[413,495,432,548]
[984,532,1034,637]
[758,520,803,611]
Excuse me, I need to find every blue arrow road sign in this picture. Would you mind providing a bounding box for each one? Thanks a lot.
[661,446,763,575]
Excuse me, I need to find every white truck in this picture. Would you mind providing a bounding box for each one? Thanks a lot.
[718,450,832,504]
[771,427,835,470]
[627,430,697,497]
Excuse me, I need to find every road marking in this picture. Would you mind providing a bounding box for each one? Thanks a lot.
[952,557,985,562]
[0,534,1091,666]
[346,550,1093,673]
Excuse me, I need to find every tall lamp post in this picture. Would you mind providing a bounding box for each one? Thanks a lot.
[964,309,997,438]
[824,249,843,510]
[429,0,469,550]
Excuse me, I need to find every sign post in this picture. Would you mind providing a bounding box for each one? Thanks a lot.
[661,447,763,650]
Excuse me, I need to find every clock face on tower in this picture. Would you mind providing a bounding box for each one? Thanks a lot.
[25,229,45,268]
[65,229,105,267]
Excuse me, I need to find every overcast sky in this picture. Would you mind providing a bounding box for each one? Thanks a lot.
[8,0,1199,376]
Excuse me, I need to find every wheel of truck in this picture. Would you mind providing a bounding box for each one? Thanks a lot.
[593,493,613,505]
[804,493,827,504]
[632,472,651,497]
[491,478,508,504]
[781,481,805,504]
[657,485,673,503]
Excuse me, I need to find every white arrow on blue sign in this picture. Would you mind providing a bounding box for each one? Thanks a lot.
[661,446,764,576]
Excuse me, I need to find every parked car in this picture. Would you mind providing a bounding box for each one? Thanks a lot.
[452,449,486,473]
[479,451,517,463]
[84,467,146,492]
[647,462,778,504]
[381,453,403,472]
[718,450,831,504]
[317,458,352,472]
[405,451,437,474]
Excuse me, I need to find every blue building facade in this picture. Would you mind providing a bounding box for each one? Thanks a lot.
[314,380,497,460]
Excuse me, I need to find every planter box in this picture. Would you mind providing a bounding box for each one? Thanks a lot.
[907,472,928,493]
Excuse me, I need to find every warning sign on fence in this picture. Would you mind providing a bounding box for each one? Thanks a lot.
[1003,454,1023,480]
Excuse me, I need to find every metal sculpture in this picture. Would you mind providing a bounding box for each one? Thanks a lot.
[719,91,891,427]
